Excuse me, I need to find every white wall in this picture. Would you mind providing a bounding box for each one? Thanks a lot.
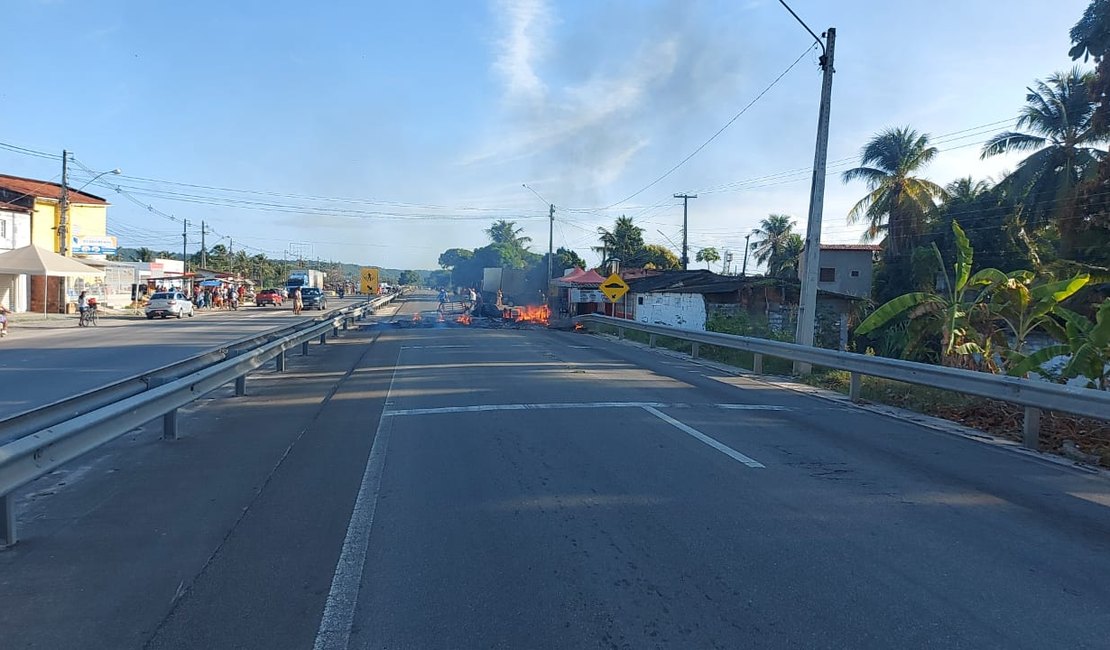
[635,292,706,331]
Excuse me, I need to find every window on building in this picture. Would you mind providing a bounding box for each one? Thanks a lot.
[819,267,836,282]
[637,296,644,305]
[850,270,860,278]
[0,220,7,239]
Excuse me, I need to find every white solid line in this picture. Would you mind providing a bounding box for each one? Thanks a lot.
[642,406,765,468]
[313,347,402,650]
[383,402,796,417]
[383,401,671,417]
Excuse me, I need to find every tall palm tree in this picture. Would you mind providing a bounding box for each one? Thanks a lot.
[594,216,645,267]
[981,67,1105,249]
[750,214,796,275]
[842,127,946,257]
[485,220,532,250]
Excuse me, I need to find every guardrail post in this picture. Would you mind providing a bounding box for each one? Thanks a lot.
[849,372,862,402]
[1,492,16,547]
[1023,407,1041,450]
[649,334,657,348]
[753,353,763,375]
[275,348,286,372]
[163,409,179,440]
[302,341,310,356]
[691,342,700,359]
[147,376,180,440]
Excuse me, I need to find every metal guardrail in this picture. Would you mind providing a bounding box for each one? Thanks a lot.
[0,293,398,546]
[0,297,390,445]
[578,314,1110,444]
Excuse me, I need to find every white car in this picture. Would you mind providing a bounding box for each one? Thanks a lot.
[145,291,195,319]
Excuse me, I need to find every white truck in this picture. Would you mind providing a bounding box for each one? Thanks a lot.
[287,269,326,291]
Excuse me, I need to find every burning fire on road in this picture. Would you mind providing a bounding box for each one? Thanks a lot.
[507,304,550,326]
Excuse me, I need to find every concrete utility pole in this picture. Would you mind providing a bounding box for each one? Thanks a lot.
[741,233,751,276]
[181,218,189,296]
[795,27,836,374]
[673,193,697,270]
[59,150,70,256]
[200,221,207,269]
[547,203,554,299]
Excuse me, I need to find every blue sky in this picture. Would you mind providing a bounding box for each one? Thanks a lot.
[1,0,1094,271]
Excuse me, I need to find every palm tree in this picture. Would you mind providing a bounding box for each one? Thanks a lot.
[135,247,156,262]
[695,247,721,270]
[750,214,796,275]
[485,220,532,250]
[594,216,645,267]
[842,127,946,257]
[774,233,805,278]
[981,67,1105,250]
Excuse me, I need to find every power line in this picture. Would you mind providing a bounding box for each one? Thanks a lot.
[593,44,817,211]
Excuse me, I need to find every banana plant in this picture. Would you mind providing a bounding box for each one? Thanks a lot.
[856,222,1005,366]
[1010,300,1110,389]
[990,270,1089,367]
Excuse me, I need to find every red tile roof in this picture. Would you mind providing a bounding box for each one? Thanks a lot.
[0,174,108,205]
[820,244,881,251]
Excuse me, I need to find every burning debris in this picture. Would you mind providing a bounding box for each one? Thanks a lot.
[456,313,472,325]
[503,304,550,326]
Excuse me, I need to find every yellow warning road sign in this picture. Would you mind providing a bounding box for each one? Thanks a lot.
[360,267,380,294]
[600,273,629,303]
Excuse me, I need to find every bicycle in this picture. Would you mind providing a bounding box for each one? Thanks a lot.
[80,305,99,327]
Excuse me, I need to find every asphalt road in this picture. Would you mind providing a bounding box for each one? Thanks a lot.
[2,293,1108,649]
[0,297,364,418]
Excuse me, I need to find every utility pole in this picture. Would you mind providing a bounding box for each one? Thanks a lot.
[547,203,554,303]
[795,27,836,374]
[200,221,207,269]
[181,218,189,297]
[59,150,70,256]
[741,233,751,276]
[673,193,697,270]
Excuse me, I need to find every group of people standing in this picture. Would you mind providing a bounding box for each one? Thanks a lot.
[193,284,246,310]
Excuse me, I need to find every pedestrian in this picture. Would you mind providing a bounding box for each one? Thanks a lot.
[77,290,89,326]
[0,303,10,337]
[468,287,477,309]
[292,287,303,315]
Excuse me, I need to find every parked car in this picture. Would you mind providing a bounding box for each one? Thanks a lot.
[300,287,328,310]
[145,291,195,319]
[255,288,284,307]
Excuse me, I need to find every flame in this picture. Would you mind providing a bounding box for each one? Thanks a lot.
[514,304,550,325]
[574,322,584,331]
[456,313,472,325]
[412,313,422,323]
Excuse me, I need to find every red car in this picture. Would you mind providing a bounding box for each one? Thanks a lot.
[255,288,284,307]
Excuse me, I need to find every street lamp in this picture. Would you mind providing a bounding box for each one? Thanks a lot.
[59,165,121,256]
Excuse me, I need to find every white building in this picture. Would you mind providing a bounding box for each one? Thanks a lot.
[0,202,33,311]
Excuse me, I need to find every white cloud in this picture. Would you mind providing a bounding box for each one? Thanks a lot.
[494,0,550,103]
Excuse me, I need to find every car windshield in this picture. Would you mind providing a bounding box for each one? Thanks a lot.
[151,293,172,300]
[302,289,321,296]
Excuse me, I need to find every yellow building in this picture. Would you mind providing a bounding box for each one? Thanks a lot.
[0,174,111,311]
[0,174,110,253]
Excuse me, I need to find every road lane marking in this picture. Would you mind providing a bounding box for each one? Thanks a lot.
[642,406,765,468]
[383,402,793,417]
[313,346,402,650]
